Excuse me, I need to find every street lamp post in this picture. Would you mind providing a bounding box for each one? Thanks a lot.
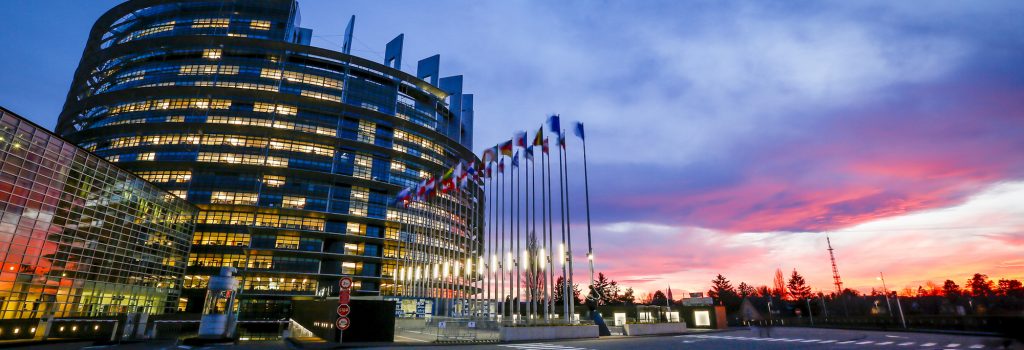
[806,298,814,326]
[878,272,907,329]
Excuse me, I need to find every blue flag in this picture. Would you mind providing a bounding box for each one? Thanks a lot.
[574,121,585,140]
[547,114,561,135]
[525,145,534,161]
[511,151,519,168]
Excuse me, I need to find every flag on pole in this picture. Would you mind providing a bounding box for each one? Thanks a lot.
[393,187,412,207]
[547,115,561,135]
[498,158,506,173]
[482,147,498,164]
[440,168,455,193]
[525,145,534,161]
[499,140,514,156]
[514,131,528,149]
[573,121,585,140]
[485,162,493,178]
[533,126,544,146]
[542,138,550,154]
[558,131,566,149]
[511,151,519,168]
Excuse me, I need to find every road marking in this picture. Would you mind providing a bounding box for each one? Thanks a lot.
[837,341,856,344]
[802,339,822,343]
[395,335,429,343]
[819,340,837,343]
[946,344,961,348]
[857,341,875,344]
[969,345,984,349]
[499,343,592,350]
[898,342,916,346]
[877,342,894,345]
[922,343,937,347]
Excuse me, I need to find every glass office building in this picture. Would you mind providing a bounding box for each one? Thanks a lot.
[57,0,482,316]
[0,107,196,336]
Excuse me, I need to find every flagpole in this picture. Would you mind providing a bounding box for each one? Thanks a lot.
[580,127,595,286]
[545,139,554,322]
[491,162,499,319]
[512,153,520,323]
[561,128,576,323]
[525,148,534,322]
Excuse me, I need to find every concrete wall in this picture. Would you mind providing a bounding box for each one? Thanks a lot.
[623,322,687,336]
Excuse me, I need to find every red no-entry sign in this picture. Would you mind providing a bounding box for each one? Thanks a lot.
[335,316,350,330]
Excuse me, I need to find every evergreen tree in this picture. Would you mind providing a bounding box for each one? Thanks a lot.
[553,276,582,305]
[738,282,756,298]
[592,272,620,305]
[617,287,636,305]
[942,280,961,299]
[651,290,668,306]
[773,268,788,300]
[966,273,994,297]
[708,274,737,299]
[787,269,812,300]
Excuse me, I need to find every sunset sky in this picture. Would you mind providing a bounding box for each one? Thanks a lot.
[1,1,1021,297]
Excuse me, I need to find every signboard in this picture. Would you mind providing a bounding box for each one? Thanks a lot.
[415,300,426,318]
[437,321,446,329]
[337,277,353,331]
[335,316,350,330]
[681,297,714,306]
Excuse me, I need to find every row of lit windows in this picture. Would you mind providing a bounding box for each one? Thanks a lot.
[135,170,192,183]
[121,21,175,43]
[210,191,258,205]
[195,80,279,92]
[196,152,288,167]
[192,18,230,29]
[300,90,341,102]
[260,68,342,89]
[253,102,297,116]
[395,129,444,155]
[107,134,333,157]
[207,116,335,136]
[192,231,249,246]
[179,65,239,75]
[109,98,230,114]
[196,211,325,231]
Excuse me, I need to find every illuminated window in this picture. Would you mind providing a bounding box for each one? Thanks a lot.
[196,211,254,225]
[192,232,250,246]
[301,90,341,102]
[250,20,271,30]
[137,171,192,183]
[276,236,299,249]
[109,98,230,114]
[253,102,297,115]
[193,18,230,28]
[179,65,238,75]
[263,175,285,187]
[357,120,376,144]
[211,191,257,205]
[203,48,222,59]
[282,196,306,209]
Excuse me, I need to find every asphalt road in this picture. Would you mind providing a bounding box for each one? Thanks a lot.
[362,327,1020,350]
[12,327,1021,349]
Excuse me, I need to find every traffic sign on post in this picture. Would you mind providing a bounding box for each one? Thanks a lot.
[336,316,350,330]
[337,276,354,332]
[339,277,353,290]
[337,304,350,316]
[338,291,350,304]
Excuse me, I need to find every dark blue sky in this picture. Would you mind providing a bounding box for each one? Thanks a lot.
[1,0,1022,293]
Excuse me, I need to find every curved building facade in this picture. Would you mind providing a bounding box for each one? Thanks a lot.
[57,0,481,316]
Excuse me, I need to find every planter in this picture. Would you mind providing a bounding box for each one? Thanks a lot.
[499,325,599,341]
[623,322,687,336]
